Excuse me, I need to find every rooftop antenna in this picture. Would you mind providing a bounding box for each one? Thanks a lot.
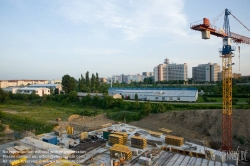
[238,46,240,71]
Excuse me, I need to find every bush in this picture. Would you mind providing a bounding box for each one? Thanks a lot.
[106,111,142,122]
[203,95,217,102]
[232,99,237,105]
[0,123,4,132]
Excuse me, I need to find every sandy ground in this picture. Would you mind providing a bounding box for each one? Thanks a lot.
[54,113,115,132]
[2,109,250,160]
[130,109,250,154]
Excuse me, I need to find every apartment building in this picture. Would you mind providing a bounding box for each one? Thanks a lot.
[192,63,220,82]
[154,58,188,82]
[0,80,49,88]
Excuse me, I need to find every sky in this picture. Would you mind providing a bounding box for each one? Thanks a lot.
[1,0,250,80]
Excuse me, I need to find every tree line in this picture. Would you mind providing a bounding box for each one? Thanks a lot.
[62,72,108,94]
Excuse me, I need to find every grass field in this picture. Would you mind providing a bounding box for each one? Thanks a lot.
[0,100,106,122]
[196,95,248,103]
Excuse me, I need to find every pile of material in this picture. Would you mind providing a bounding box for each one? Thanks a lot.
[131,136,147,149]
[165,135,184,146]
[110,144,132,161]
[114,131,128,145]
[108,134,124,145]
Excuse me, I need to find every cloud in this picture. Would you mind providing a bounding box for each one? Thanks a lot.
[57,0,187,40]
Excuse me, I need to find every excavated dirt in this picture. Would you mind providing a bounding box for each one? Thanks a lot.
[130,109,250,152]
[54,113,115,132]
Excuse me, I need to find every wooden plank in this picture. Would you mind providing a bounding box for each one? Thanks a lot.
[6,147,19,155]
[159,128,172,133]
[101,123,112,128]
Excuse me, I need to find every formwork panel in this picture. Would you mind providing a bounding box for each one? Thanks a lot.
[131,136,147,149]
[108,134,124,145]
[165,135,184,146]
[110,146,132,161]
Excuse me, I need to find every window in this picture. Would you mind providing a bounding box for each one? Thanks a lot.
[169,97,173,100]
[155,97,158,99]
[48,90,50,92]
[177,97,180,100]
[162,97,165,100]
[36,91,38,93]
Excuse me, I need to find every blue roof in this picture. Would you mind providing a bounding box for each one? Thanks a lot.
[109,87,197,91]
[29,84,59,87]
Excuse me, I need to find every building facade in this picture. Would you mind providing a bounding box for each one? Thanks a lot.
[108,74,147,84]
[232,73,241,79]
[154,58,188,82]
[29,84,62,91]
[0,80,49,88]
[108,87,198,102]
[3,87,50,96]
[192,63,220,82]
[142,72,154,77]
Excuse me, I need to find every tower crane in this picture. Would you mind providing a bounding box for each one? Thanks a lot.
[190,8,250,151]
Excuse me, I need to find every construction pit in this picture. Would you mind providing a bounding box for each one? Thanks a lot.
[0,123,239,166]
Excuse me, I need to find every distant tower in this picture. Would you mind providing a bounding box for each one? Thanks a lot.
[164,57,170,64]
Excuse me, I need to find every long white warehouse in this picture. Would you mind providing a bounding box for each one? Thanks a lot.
[108,87,198,102]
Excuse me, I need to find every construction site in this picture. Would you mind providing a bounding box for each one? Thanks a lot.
[0,122,240,166]
[0,7,250,166]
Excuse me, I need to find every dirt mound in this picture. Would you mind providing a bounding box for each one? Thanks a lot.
[66,114,115,131]
[130,109,250,150]
[68,114,81,122]
[3,125,14,135]
[22,131,35,137]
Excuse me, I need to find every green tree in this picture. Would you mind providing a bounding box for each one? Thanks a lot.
[143,102,152,115]
[135,93,138,100]
[0,88,7,103]
[62,74,77,93]
[81,94,92,106]
[78,78,84,92]
[95,73,100,90]
[133,101,140,111]
[85,71,90,88]
[91,73,96,90]
[157,102,166,113]
[81,74,85,84]
[102,95,114,109]
[92,95,100,106]
[68,91,78,102]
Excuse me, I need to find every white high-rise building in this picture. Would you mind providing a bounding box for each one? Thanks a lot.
[192,63,220,82]
[153,58,188,82]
